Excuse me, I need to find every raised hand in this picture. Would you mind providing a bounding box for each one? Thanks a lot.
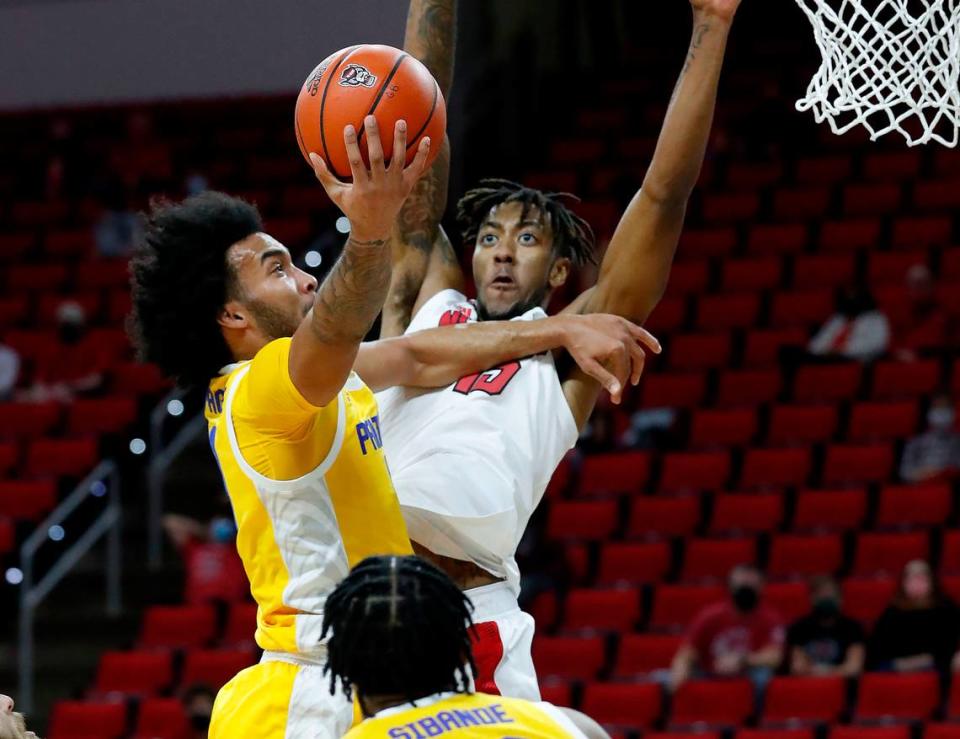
[309,116,432,242]
[690,0,742,22]
[560,314,661,405]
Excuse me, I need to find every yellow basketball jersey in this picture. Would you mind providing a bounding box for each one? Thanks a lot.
[205,338,412,656]
[345,692,583,738]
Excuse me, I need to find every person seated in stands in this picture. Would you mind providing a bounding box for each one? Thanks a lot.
[0,694,38,739]
[0,342,21,401]
[807,283,891,362]
[163,506,248,604]
[896,264,949,359]
[900,394,960,483]
[868,559,960,674]
[182,684,216,739]
[787,576,865,677]
[670,565,785,694]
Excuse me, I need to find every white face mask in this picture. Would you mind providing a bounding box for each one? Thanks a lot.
[929,407,956,431]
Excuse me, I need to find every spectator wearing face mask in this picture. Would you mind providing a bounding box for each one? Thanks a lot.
[868,560,960,674]
[182,684,216,739]
[670,565,785,694]
[896,265,949,359]
[787,576,865,677]
[808,284,891,362]
[900,394,960,483]
[163,509,248,604]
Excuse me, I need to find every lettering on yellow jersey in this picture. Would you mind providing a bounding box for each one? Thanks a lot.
[386,704,515,738]
[206,388,225,415]
[356,414,383,455]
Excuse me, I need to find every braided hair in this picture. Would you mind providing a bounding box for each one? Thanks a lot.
[321,555,478,707]
[456,178,597,266]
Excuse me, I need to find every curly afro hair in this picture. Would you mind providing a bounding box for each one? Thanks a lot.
[129,191,262,388]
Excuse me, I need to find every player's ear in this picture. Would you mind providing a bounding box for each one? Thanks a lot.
[217,300,249,330]
[548,256,571,289]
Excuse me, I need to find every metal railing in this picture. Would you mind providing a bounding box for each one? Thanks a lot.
[18,460,122,715]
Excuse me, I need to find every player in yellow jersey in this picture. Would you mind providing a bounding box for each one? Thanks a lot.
[325,555,609,739]
[129,119,657,738]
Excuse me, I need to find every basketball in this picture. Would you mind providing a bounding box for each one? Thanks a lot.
[295,44,446,179]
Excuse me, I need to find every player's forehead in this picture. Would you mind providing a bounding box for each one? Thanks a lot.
[482,201,546,231]
[226,232,290,271]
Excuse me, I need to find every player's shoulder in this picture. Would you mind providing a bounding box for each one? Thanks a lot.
[407,289,474,333]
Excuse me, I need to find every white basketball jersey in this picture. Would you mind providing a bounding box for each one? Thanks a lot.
[375,290,579,594]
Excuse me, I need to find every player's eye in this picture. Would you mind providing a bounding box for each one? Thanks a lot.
[519,232,537,245]
[272,263,285,274]
[480,233,498,246]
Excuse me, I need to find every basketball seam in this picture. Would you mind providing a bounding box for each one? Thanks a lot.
[356,53,409,147]
[319,46,360,180]
[406,79,440,152]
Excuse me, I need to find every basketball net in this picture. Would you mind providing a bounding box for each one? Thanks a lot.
[794,0,960,147]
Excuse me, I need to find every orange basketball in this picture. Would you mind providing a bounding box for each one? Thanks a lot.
[295,44,446,180]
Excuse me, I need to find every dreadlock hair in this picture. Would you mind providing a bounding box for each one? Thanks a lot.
[456,178,597,266]
[321,555,478,708]
[128,191,262,387]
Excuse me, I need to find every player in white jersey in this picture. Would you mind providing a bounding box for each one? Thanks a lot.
[377,0,743,699]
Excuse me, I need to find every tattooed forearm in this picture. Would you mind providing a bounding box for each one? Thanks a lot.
[682,23,712,76]
[405,0,456,95]
[396,141,450,253]
[310,238,392,344]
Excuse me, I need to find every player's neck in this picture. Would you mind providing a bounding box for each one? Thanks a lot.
[362,688,454,717]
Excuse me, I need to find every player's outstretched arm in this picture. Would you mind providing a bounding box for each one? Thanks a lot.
[289,117,431,407]
[381,0,463,339]
[570,0,740,323]
[354,313,660,399]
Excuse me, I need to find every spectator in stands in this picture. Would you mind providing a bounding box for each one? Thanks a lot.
[670,565,785,695]
[787,576,865,677]
[808,284,891,362]
[182,684,216,739]
[900,394,960,483]
[0,694,37,739]
[868,559,960,674]
[896,264,948,358]
[163,508,248,604]
[0,342,20,400]
[579,404,619,454]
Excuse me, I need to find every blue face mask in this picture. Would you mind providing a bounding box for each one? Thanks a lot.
[209,517,236,544]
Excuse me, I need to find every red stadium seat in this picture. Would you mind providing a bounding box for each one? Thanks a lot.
[842,578,896,624]
[25,438,99,478]
[763,581,810,623]
[680,228,738,258]
[709,493,783,534]
[793,253,857,290]
[796,156,853,184]
[0,233,34,263]
[871,360,941,400]
[703,192,761,224]
[743,329,808,367]
[918,177,960,212]
[0,441,19,476]
[222,602,258,648]
[181,649,254,690]
[865,151,921,180]
[671,679,754,727]
[728,162,783,189]
[767,405,838,446]
[793,488,867,532]
[0,295,30,328]
[0,518,14,555]
[946,677,960,718]
[47,700,127,739]
[667,261,710,297]
[770,290,835,328]
[659,451,731,493]
[892,216,951,249]
[716,370,783,408]
[690,408,758,448]
[67,397,138,435]
[848,401,918,442]
[830,728,910,739]
[681,537,755,581]
[6,264,69,292]
[856,671,940,721]
[793,364,862,404]
[641,372,707,409]
[669,333,732,371]
[868,250,929,283]
[650,584,726,632]
[532,636,605,680]
[628,496,700,539]
[111,362,169,396]
[37,292,102,326]
[538,682,573,708]
[133,698,189,739]
[579,452,652,496]
[820,219,882,252]
[95,650,173,696]
[0,402,61,439]
[876,484,951,528]
[842,183,902,216]
[597,541,672,585]
[748,224,808,255]
[822,443,894,485]
[646,297,688,334]
[547,501,618,541]
[721,257,782,292]
[763,675,847,724]
[740,448,812,489]
[563,588,641,633]
[581,682,663,729]
[10,200,70,227]
[927,726,960,739]
[140,604,217,649]
[768,534,842,577]
[943,248,960,280]
[941,531,960,574]
[741,731,814,739]
[4,330,59,362]
[76,259,131,290]
[545,456,573,498]
[0,480,57,522]
[774,187,831,220]
[614,634,684,677]
[853,532,928,576]
[696,293,762,331]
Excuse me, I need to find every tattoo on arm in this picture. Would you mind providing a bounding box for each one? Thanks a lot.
[681,23,712,76]
[396,144,449,253]
[408,0,456,94]
[310,237,392,343]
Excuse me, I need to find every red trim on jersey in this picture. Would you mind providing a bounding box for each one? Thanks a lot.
[469,620,505,695]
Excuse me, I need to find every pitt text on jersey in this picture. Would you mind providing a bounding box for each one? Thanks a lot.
[357,414,383,455]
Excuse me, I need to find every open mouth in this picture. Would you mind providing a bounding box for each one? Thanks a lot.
[491,275,515,289]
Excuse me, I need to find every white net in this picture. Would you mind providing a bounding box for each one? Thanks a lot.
[794,0,960,147]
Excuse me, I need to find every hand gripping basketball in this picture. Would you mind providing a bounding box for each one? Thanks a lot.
[309,115,431,242]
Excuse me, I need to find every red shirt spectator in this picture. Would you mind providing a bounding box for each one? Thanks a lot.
[688,600,786,674]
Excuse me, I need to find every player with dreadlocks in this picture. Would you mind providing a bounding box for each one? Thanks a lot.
[323,556,609,739]
[373,0,743,699]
